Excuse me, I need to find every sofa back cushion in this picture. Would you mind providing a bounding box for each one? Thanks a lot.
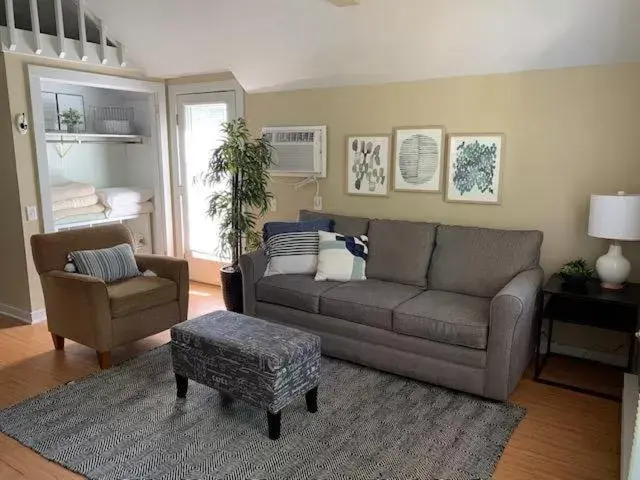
[299,210,369,237]
[366,220,437,288]
[428,225,543,297]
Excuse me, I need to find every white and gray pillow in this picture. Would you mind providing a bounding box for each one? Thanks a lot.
[315,231,368,281]
[264,231,320,277]
[68,243,140,283]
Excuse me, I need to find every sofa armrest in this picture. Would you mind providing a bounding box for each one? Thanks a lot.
[483,267,544,400]
[40,271,112,351]
[135,254,189,322]
[239,250,267,316]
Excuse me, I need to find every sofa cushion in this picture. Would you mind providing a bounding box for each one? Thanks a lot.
[366,219,437,288]
[428,225,543,297]
[393,290,490,349]
[299,209,369,237]
[107,276,177,317]
[320,279,422,330]
[256,274,341,313]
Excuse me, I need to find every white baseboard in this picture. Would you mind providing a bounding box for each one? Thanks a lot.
[0,302,46,324]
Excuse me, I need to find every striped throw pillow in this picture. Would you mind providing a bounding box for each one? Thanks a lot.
[263,231,320,276]
[315,231,368,281]
[69,243,140,283]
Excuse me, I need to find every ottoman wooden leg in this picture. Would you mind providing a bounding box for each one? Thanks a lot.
[306,386,318,413]
[175,374,188,398]
[220,392,233,407]
[267,411,281,440]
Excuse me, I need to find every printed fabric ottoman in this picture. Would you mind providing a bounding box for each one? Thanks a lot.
[170,310,321,440]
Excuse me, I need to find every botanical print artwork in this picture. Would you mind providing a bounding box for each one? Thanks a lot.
[346,136,390,196]
[393,127,444,192]
[445,134,504,204]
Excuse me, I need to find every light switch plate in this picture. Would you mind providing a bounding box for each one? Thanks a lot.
[26,205,38,222]
[313,196,323,211]
[270,198,277,212]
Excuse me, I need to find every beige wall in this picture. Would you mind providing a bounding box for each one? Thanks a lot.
[246,63,640,282]
[2,54,154,313]
[0,54,31,312]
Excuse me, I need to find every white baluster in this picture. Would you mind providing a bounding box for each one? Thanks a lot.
[29,0,42,54]
[5,0,17,51]
[54,0,65,58]
[99,20,108,65]
[77,0,88,61]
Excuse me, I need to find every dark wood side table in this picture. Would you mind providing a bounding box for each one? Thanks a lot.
[534,274,640,401]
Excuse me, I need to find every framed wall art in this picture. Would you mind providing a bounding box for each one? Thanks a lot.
[346,135,390,196]
[392,126,444,192]
[445,133,504,204]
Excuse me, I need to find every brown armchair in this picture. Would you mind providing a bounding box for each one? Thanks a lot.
[31,224,189,368]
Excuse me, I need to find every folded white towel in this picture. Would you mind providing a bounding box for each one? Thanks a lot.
[52,194,99,212]
[106,201,154,218]
[96,188,154,210]
[53,204,106,221]
[51,182,96,203]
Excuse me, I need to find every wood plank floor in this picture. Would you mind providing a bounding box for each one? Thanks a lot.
[0,282,620,479]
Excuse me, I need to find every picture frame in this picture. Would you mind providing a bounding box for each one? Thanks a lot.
[56,93,86,132]
[445,133,505,205]
[392,126,445,193]
[346,135,391,196]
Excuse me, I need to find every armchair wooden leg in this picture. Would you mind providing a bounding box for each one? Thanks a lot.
[96,351,111,369]
[51,333,64,350]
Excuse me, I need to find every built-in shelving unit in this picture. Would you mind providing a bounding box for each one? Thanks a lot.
[45,132,144,144]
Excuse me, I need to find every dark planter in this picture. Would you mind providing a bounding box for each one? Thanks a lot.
[220,265,243,313]
[560,274,590,293]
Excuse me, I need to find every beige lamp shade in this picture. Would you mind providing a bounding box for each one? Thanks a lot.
[588,193,640,241]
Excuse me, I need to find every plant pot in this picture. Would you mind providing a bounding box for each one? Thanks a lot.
[220,265,243,313]
[560,274,589,292]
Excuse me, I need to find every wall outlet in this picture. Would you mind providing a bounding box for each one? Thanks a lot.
[313,195,323,211]
[270,197,277,212]
[25,205,38,222]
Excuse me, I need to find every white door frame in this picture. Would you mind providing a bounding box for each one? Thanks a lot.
[28,66,173,255]
[168,79,245,260]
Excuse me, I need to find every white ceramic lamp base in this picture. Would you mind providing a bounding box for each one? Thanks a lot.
[595,244,631,290]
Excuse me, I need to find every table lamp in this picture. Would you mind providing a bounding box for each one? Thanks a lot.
[588,192,640,289]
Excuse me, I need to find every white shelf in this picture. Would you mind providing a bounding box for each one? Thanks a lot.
[54,212,150,231]
[45,132,144,144]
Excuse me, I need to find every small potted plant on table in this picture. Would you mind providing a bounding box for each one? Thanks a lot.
[202,118,273,312]
[559,258,595,291]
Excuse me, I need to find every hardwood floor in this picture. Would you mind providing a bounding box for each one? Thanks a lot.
[0,282,620,479]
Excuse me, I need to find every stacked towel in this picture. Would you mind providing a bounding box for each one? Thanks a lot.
[52,182,105,220]
[96,187,154,218]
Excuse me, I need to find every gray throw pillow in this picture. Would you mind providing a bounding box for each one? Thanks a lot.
[69,243,140,283]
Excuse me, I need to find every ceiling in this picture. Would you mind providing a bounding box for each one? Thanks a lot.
[86,0,640,92]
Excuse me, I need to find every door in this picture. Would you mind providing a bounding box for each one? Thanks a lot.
[175,91,236,285]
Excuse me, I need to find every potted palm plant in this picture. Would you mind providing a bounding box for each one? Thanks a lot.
[202,118,273,312]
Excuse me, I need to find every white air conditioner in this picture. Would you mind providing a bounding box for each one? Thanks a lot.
[262,126,327,178]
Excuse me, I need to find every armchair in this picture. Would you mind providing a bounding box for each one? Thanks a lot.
[31,224,189,368]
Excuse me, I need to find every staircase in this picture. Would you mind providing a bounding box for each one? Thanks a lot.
[0,0,132,69]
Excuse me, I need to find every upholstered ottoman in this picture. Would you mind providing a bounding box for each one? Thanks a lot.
[170,310,321,439]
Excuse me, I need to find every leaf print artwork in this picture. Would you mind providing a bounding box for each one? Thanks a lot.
[347,136,390,196]
[445,134,503,204]
[452,141,497,195]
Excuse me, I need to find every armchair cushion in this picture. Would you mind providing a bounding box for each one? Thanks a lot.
[107,276,177,317]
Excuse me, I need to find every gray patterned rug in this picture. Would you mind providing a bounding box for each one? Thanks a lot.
[0,345,524,479]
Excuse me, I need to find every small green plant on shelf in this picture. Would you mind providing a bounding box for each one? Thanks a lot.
[59,108,83,133]
[559,258,594,284]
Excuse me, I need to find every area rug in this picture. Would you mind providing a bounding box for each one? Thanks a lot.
[0,345,524,479]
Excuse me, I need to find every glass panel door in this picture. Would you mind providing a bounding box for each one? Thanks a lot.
[176,91,236,285]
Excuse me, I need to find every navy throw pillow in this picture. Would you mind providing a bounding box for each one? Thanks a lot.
[263,219,335,242]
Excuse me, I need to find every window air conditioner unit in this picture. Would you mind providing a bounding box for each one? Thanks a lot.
[261,126,327,178]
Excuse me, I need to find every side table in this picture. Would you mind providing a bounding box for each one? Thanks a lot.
[534,274,640,400]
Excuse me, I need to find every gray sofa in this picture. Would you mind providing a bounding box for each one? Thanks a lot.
[240,210,544,401]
